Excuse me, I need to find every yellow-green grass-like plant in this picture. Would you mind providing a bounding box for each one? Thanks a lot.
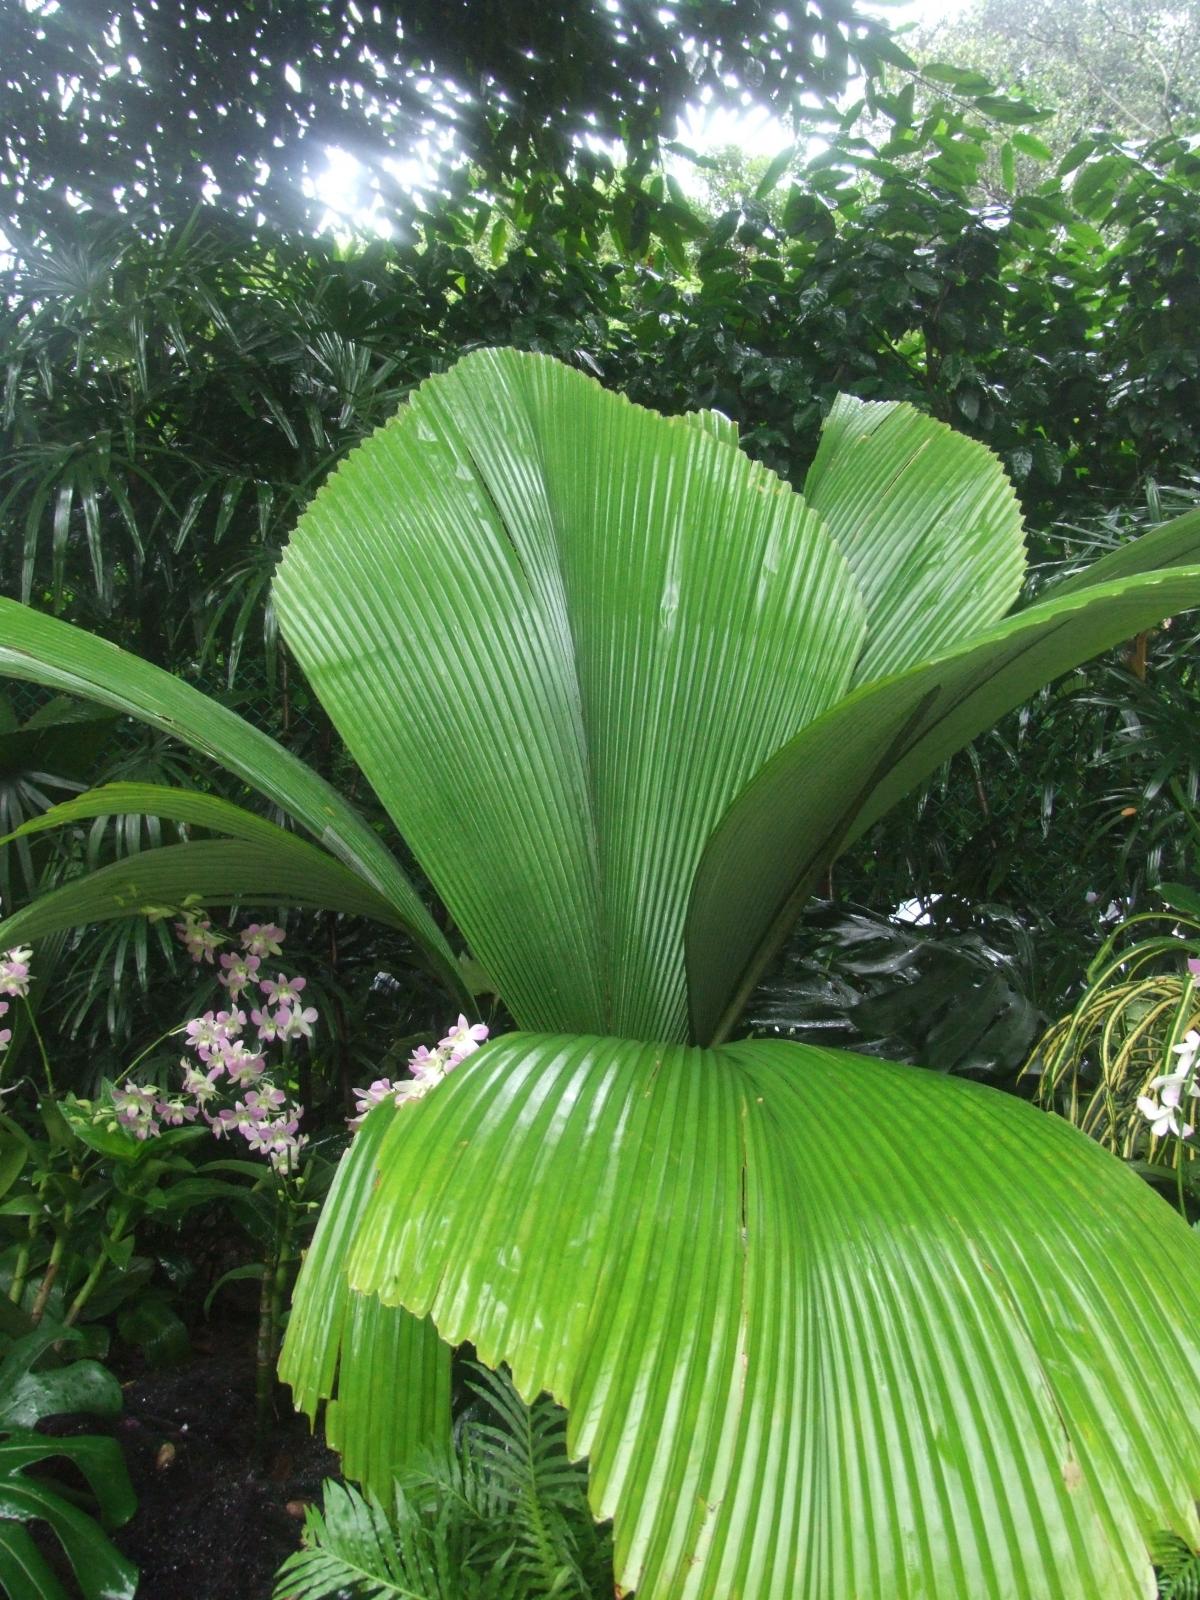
[1026,898,1200,1172]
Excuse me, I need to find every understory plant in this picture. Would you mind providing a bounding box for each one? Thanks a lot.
[0,1320,137,1600]
[0,909,324,1431]
[275,1363,612,1600]
[749,897,1042,1077]
[4,350,1200,1596]
[1025,891,1200,1207]
[1154,1534,1200,1600]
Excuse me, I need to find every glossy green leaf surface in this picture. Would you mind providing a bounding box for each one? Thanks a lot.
[0,1479,136,1600]
[279,1101,451,1498]
[275,347,864,1041]
[0,838,412,949]
[0,782,307,851]
[803,392,1025,683]
[339,1034,1200,1600]
[0,1522,69,1600]
[687,563,1200,1044]
[0,1431,137,1600]
[0,1349,122,1429]
[0,602,462,996]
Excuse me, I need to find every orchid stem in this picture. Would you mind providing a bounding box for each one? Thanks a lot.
[65,1199,132,1326]
[8,1214,36,1305]
[114,1022,188,1087]
[30,1206,72,1325]
[21,998,53,1096]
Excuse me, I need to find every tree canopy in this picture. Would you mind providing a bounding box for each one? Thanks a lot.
[916,0,1200,150]
[0,0,904,236]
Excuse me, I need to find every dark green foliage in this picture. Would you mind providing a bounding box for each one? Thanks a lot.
[275,1365,614,1600]
[1,0,897,236]
[835,480,1200,1009]
[0,1324,137,1600]
[0,1327,123,1429]
[6,115,1200,663]
[0,210,420,666]
[751,900,1043,1080]
[623,120,1200,520]
[1154,1533,1200,1600]
[0,691,118,903]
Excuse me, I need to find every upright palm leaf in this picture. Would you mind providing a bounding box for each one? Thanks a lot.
[686,560,1200,1043]
[276,357,865,1039]
[5,349,1200,1598]
[273,350,1200,1045]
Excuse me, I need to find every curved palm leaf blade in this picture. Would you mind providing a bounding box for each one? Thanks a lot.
[682,407,740,449]
[0,781,318,850]
[275,347,865,1041]
[1039,506,1200,600]
[802,393,1025,683]
[326,1294,452,1504]
[688,562,1200,1045]
[0,839,413,947]
[321,1034,1200,1600]
[280,1099,451,1498]
[0,602,463,998]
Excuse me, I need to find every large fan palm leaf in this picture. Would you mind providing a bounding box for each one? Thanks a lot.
[4,349,1200,1598]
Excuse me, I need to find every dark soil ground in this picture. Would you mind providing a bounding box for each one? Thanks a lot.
[40,1319,339,1600]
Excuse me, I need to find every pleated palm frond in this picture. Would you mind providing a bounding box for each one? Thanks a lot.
[4,349,1200,1597]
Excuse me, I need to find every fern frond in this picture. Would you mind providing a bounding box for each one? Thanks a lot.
[463,1365,607,1598]
[396,1429,517,1579]
[1153,1531,1200,1600]
[277,1365,616,1600]
[273,1479,498,1600]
